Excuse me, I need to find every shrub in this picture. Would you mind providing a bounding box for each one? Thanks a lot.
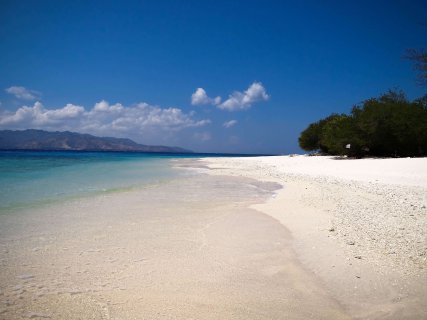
[298,90,427,157]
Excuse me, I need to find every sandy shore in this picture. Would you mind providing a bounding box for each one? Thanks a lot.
[199,155,427,319]
[0,169,351,319]
[1,155,426,319]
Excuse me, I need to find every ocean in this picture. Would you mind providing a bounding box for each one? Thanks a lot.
[0,150,292,319]
[0,150,261,212]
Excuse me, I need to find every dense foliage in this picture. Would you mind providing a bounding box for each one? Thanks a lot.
[299,91,427,157]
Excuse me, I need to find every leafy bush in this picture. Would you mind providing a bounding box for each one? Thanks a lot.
[298,114,342,154]
[299,90,427,157]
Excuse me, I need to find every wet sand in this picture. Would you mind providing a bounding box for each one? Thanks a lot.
[0,172,350,319]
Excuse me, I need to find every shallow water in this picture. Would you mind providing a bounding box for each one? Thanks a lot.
[0,157,350,319]
[0,151,191,211]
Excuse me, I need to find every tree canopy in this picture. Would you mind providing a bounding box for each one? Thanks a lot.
[299,91,427,157]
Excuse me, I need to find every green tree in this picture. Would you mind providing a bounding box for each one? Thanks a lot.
[298,114,341,153]
[299,90,427,158]
[320,115,366,157]
[352,90,427,157]
[410,95,427,155]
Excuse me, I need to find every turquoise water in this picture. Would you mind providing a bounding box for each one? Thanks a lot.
[0,151,194,211]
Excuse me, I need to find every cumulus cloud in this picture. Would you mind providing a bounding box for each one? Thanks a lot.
[223,120,237,128]
[191,88,221,106]
[0,101,210,140]
[191,82,269,111]
[0,102,85,128]
[5,86,41,101]
[218,82,269,111]
[93,100,124,112]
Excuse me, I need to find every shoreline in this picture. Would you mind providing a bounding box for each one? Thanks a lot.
[1,155,426,319]
[0,161,352,319]
[198,155,427,319]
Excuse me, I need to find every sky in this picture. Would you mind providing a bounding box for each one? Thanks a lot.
[0,0,426,154]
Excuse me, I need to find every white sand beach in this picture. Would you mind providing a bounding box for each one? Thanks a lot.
[200,155,427,319]
[0,170,350,320]
[0,155,426,319]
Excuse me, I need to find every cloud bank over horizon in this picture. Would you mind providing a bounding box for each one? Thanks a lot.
[0,100,210,144]
[1,82,269,152]
[191,82,269,111]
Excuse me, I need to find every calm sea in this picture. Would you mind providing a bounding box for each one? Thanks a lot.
[0,151,258,212]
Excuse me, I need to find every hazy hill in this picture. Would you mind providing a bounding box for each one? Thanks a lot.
[0,129,192,153]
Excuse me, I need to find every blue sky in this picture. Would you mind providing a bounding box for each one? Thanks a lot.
[0,0,426,154]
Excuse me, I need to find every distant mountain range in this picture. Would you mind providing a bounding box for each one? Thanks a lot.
[0,129,192,153]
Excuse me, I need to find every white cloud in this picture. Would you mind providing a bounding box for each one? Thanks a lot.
[218,82,269,111]
[93,100,124,112]
[191,88,221,106]
[191,82,269,111]
[0,101,210,142]
[0,102,85,127]
[5,86,41,101]
[223,120,237,128]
